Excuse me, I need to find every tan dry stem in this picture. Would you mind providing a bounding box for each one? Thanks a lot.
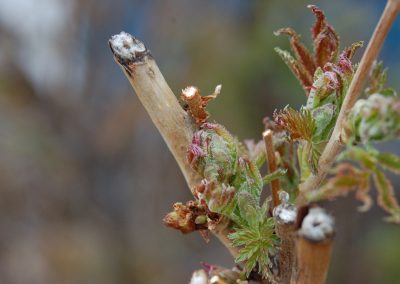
[300,0,400,197]
[109,32,239,258]
[263,129,280,208]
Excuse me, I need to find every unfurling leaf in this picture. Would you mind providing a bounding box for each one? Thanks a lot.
[373,170,400,224]
[188,123,238,183]
[200,181,236,217]
[263,168,287,185]
[308,163,372,212]
[274,28,316,80]
[375,152,400,174]
[308,5,339,67]
[347,93,400,143]
[365,62,397,96]
[342,41,364,60]
[237,191,259,228]
[229,216,278,279]
[233,157,264,200]
[274,47,313,93]
[306,67,340,109]
[274,107,315,142]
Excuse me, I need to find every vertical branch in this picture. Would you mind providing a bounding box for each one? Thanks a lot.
[301,0,400,194]
[263,130,280,208]
[293,208,334,284]
[273,192,298,283]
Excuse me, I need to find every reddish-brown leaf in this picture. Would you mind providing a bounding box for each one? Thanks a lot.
[275,48,313,94]
[275,28,316,79]
[308,5,327,40]
[314,25,339,67]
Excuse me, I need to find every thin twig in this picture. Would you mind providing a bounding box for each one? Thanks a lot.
[109,32,239,257]
[300,0,400,195]
[263,129,280,208]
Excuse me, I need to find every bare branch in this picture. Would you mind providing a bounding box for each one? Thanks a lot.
[300,0,400,195]
[109,32,238,257]
[263,130,280,208]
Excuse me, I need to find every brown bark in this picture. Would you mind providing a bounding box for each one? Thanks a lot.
[292,207,334,284]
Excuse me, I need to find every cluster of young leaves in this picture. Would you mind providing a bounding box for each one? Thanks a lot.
[310,64,400,223]
[347,63,400,143]
[188,122,280,278]
[274,5,363,182]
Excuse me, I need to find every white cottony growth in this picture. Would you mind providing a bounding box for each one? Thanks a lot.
[110,32,146,60]
[300,207,334,242]
[273,190,296,224]
[189,270,208,284]
[273,203,297,224]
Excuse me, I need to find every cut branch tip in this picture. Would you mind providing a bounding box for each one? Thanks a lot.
[109,31,149,65]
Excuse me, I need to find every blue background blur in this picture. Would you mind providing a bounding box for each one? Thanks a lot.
[0,1,399,283]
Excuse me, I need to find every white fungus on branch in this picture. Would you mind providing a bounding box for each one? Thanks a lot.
[294,207,334,284]
[109,31,148,64]
[299,207,334,242]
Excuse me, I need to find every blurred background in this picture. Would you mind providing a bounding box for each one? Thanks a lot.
[0,0,399,283]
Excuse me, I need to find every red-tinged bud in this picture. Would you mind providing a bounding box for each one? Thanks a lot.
[202,122,219,130]
[324,71,339,90]
[336,54,353,75]
[188,144,206,166]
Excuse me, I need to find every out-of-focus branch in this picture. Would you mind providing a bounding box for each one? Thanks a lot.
[263,130,280,208]
[293,207,334,284]
[273,192,298,283]
[300,0,400,195]
[109,32,239,257]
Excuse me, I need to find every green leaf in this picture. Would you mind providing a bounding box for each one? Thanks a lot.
[375,152,400,175]
[312,103,336,142]
[228,215,277,279]
[308,163,372,212]
[237,192,260,228]
[339,147,376,170]
[373,170,400,223]
[262,168,287,184]
[233,157,263,201]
